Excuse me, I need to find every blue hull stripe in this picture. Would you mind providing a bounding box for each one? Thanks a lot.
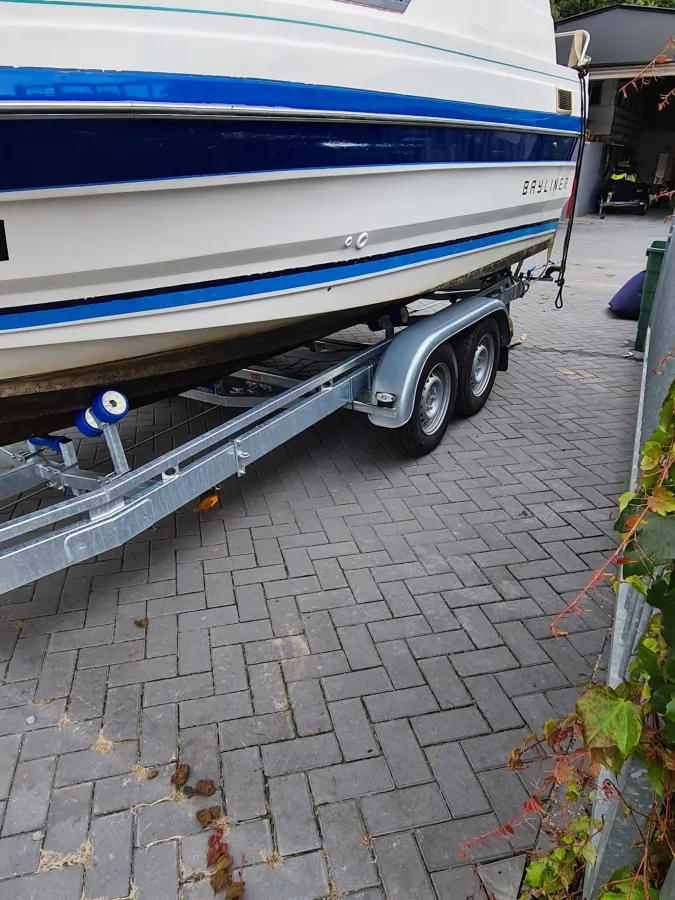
[1,117,576,192]
[0,67,582,134]
[0,221,558,332]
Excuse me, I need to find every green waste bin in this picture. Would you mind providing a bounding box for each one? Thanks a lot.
[636,239,667,352]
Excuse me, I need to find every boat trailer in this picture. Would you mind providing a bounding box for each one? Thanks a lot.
[0,274,539,594]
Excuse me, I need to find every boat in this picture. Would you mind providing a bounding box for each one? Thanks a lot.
[0,0,583,444]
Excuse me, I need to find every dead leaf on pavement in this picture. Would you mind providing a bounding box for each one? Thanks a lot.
[196,779,217,796]
[215,854,234,872]
[197,807,222,829]
[134,618,149,629]
[259,850,283,869]
[207,843,226,866]
[170,764,190,786]
[210,870,228,894]
[226,883,245,899]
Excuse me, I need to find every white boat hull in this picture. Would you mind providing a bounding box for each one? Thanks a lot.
[0,0,580,439]
[1,162,571,379]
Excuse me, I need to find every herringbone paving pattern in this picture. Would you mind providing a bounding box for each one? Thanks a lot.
[0,214,668,899]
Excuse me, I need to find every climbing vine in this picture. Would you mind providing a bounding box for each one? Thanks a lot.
[462,379,675,899]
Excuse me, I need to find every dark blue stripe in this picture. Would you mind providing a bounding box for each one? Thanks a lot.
[0,117,576,192]
[0,221,558,331]
[0,67,582,134]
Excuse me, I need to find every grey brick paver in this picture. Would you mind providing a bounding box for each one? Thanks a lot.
[281,649,350,681]
[0,833,41,879]
[425,742,491,818]
[180,690,252,727]
[262,732,341,776]
[270,773,320,855]
[222,747,266,822]
[412,707,490,746]
[417,814,503,869]
[44,782,93,853]
[374,832,437,900]
[375,719,431,787]
[2,757,56,835]
[318,801,379,893]
[364,686,439,721]
[55,741,137,787]
[466,674,524,731]
[329,698,379,760]
[137,793,222,845]
[418,656,472,709]
[376,639,425,688]
[140,703,177,765]
[0,869,83,899]
[288,679,332,736]
[134,842,179,900]
[361,783,450,835]
[242,852,329,900]
[218,711,295,751]
[20,721,101,761]
[309,757,394,804]
[0,215,649,900]
[85,810,132,900]
[249,661,287,714]
[337,624,381,669]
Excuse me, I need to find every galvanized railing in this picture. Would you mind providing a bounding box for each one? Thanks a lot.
[584,224,675,898]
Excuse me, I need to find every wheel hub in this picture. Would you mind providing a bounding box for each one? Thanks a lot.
[470,335,496,398]
[420,363,451,435]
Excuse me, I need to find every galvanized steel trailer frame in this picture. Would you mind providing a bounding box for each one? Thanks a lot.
[0,277,525,594]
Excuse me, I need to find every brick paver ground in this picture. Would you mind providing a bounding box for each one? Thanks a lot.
[0,213,669,900]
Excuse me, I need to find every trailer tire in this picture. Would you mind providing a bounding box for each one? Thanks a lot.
[453,317,501,417]
[390,344,458,458]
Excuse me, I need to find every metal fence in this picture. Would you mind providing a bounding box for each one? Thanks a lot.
[583,223,675,899]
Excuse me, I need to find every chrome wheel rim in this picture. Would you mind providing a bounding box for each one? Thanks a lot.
[420,363,452,435]
[470,335,496,398]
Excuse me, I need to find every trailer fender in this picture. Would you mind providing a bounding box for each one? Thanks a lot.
[367,293,512,430]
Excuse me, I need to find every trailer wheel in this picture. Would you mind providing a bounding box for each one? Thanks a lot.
[390,344,458,458]
[453,317,500,417]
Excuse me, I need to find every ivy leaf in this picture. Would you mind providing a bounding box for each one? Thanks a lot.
[647,487,675,516]
[650,682,674,715]
[599,868,659,900]
[658,382,675,432]
[666,695,675,724]
[210,870,228,894]
[576,686,642,761]
[582,842,598,866]
[614,498,644,534]
[635,515,675,566]
[569,817,591,838]
[645,577,674,610]
[618,492,636,513]
[641,440,663,473]
[542,718,558,742]
[525,859,550,889]
[647,760,667,797]
[661,608,675,651]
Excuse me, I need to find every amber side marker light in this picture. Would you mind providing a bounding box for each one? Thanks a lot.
[198,489,220,512]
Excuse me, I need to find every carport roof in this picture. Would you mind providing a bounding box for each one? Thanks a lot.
[555,4,675,74]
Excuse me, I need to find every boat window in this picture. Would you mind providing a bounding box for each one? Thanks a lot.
[331,0,412,12]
